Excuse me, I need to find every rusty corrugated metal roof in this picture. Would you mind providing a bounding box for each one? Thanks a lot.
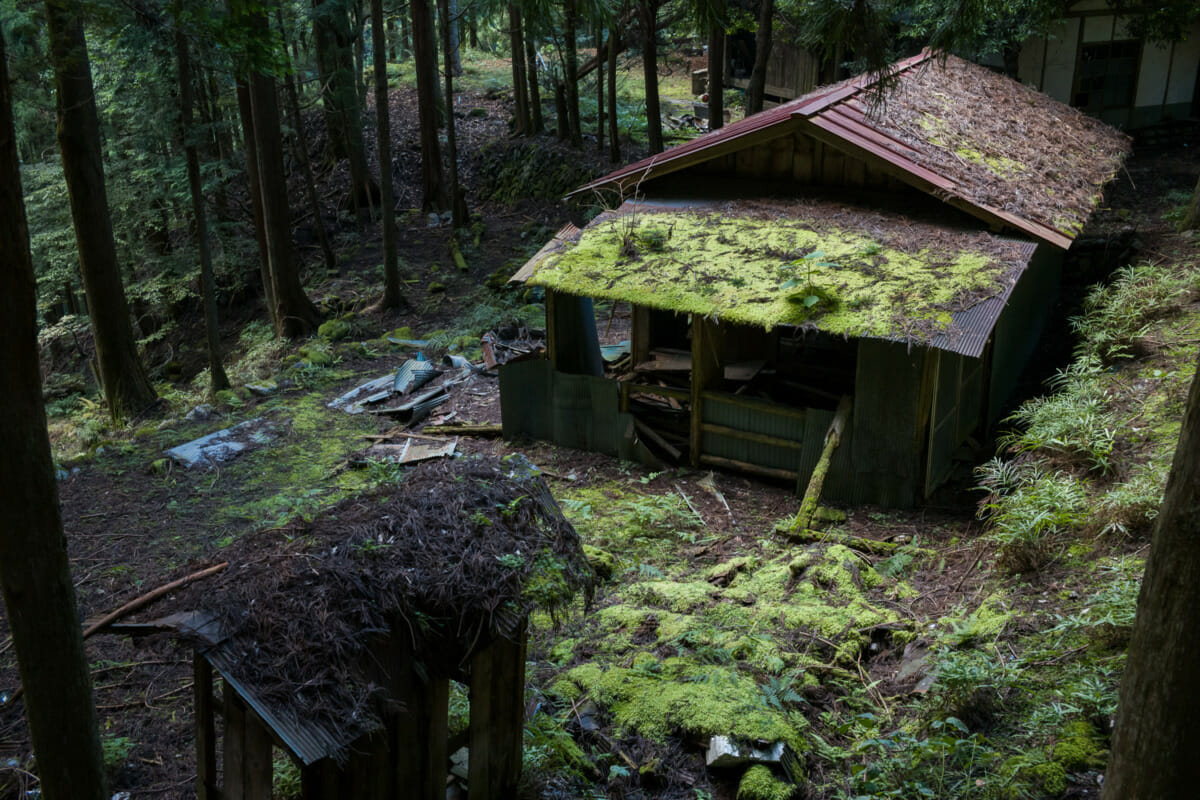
[569,51,1130,250]
[930,239,1039,358]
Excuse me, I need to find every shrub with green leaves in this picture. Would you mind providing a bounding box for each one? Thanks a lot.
[1071,261,1200,363]
[998,357,1115,473]
[976,460,1087,572]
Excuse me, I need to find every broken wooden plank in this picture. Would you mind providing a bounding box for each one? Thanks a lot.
[633,418,682,461]
[700,454,798,482]
[421,423,504,437]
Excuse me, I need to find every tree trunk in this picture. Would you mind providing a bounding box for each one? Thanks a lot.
[563,0,582,147]
[386,14,398,59]
[746,0,774,115]
[525,35,544,133]
[438,0,467,227]
[1103,348,1200,796]
[280,32,338,274]
[448,0,462,76]
[508,3,530,135]
[234,78,275,312]
[45,0,157,421]
[174,13,230,393]
[246,3,321,338]
[707,6,725,130]
[596,27,604,152]
[0,28,108,800]
[639,0,663,154]
[312,0,377,221]
[373,0,406,309]
[412,0,446,209]
[608,22,620,163]
[1180,174,1200,232]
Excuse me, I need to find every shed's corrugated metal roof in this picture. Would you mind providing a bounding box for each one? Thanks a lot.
[930,240,1039,358]
[207,646,374,766]
[570,51,1130,250]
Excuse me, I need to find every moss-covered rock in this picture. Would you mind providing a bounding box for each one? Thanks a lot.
[583,544,616,579]
[556,658,807,751]
[318,319,352,341]
[738,765,795,800]
[1051,721,1105,771]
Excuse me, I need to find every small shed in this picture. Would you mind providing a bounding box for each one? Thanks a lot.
[159,457,593,799]
[502,52,1129,507]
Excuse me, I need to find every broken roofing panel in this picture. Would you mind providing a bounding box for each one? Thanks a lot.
[518,198,1036,355]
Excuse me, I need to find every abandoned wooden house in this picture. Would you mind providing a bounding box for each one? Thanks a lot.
[501,52,1130,507]
[148,458,593,800]
[1011,0,1200,129]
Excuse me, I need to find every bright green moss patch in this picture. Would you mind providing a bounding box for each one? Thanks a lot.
[1051,721,1106,771]
[558,657,807,750]
[528,205,1028,345]
[738,764,796,800]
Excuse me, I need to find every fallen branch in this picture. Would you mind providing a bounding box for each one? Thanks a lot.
[81,562,229,641]
[784,395,852,534]
[6,563,228,705]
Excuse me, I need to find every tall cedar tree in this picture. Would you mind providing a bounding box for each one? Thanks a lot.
[243,0,321,337]
[508,3,530,134]
[312,0,377,217]
[372,0,407,309]
[412,0,446,208]
[438,0,468,226]
[173,10,230,392]
[638,0,663,153]
[0,27,108,800]
[44,0,157,421]
[608,19,620,163]
[746,0,775,114]
[563,0,582,146]
[525,32,544,132]
[1104,347,1200,795]
[706,0,725,130]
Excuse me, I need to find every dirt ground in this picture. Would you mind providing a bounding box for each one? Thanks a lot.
[1,64,1198,799]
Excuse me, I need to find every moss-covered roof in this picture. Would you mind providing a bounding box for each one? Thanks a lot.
[526,199,1034,348]
[571,52,1130,250]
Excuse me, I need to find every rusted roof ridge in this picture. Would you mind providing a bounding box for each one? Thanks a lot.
[791,50,934,117]
[803,114,959,193]
[821,106,922,158]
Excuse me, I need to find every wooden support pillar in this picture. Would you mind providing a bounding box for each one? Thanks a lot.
[194,654,217,800]
[301,760,339,800]
[630,304,650,366]
[386,656,448,800]
[223,692,273,800]
[468,625,527,800]
[690,315,724,467]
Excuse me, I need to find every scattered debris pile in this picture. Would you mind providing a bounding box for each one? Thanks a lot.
[158,456,596,757]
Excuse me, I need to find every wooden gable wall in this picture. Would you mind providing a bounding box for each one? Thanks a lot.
[683,131,914,192]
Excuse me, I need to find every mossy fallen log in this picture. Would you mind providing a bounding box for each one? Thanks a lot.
[785,395,852,534]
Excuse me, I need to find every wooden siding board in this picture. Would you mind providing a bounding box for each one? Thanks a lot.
[850,340,927,506]
[987,244,1063,422]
